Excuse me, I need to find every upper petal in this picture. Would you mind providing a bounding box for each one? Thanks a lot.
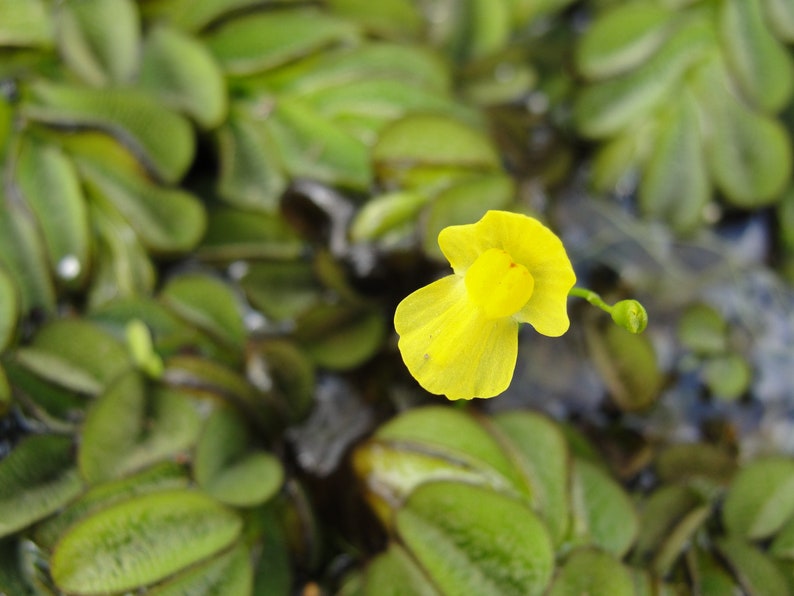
[394,275,519,399]
[438,210,576,336]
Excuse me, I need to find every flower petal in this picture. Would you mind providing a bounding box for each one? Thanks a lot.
[439,211,576,336]
[394,275,518,399]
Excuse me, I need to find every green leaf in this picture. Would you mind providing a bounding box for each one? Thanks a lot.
[34,461,189,551]
[373,113,499,175]
[73,151,206,255]
[639,91,709,233]
[360,543,440,596]
[265,100,371,190]
[295,303,386,370]
[716,536,791,596]
[327,0,424,39]
[0,266,19,352]
[194,407,284,507]
[14,137,91,288]
[677,303,728,355]
[22,81,195,183]
[0,191,56,314]
[570,458,638,557]
[160,274,246,351]
[146,0,272,32]
[56,0,140,86]
[0,365,9,415]
[14,318,132,395]
[397,481,554,596]
[350,191,429,243]
[702,352,751,400]
[587,324,662,412]
[0,0,53,47]
[0,435,83,538]
[51,489,242,594]
[0,538,35,596]
[149,541,253,595]
[79,370,201,483]
[548,548,634,596]
[139,25,227,128]
[720,0,794,112]
[632,485,712,575]
[87,199,157,308]
[371,406,526,493]
[693,56,791,206]
[723,456,794,540]
[574,16,714,138]
[762,0,794,42]
[576,2,675,79]
[216,108,288,212]
[240,261,319,322]
[198,207,306,261]
[204,9,359,75]
[491,411,571,546]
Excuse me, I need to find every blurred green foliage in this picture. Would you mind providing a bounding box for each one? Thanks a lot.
[0,0,793,593]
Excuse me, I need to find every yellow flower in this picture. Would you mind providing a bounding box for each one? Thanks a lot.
[394,210,576,400]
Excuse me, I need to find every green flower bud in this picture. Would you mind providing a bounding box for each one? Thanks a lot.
[610,300,648,334]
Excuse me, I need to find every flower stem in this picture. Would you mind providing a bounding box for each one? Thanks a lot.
[568,287,613,314]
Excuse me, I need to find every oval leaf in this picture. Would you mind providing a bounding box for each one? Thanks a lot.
[0,434,82,538]
[548,548,634,596]
[148,541,252,596]
[397,480,554,596]
[723,456,794,540]
[22,81,194,183]
[51,489,242,594]
[56,0,140,86]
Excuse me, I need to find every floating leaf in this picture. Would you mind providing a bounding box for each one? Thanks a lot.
[576,2,675,80]
[216,108,288,213]
[358,543,439,596]
[638,90,709,233]
[160,274,246,351]
[548,548,634,596]
[56,0,140,86]
[74,151,206,254]
[34,461,189,551]
[149,541,252,595]
[570,458,638,557]
[15,318,131,395]
[194,407,284,507]
[574,17,714,138]
[79,370,201,484]
[327,0,423,39]
[51,489,242,595]
[350,191,429,243]
[295,303,385,370]
[715,536,790,596]
[139,24,227,128]
[632,485,711,575]
[693,55,791,206]
[373,113,499,177]
[763,0,794,42]
[199,207,306,261]
[376,406,526,491]
[240,261,319,322]
[204,9,358,75]
[0,434,83,538]
[22,81,194,183]
[722,456,794,540]
[147,0,267,32]
[0,0,53,47]
[265,100,371,190]
[702,352,751,400]
[397,481,554,596]
[0,266,19,352]
[15,137,91,288]
[677,303,728,355]
[0,192,56,314]
[587,323,662,412]
[87,199,156,308]
[490,411,571,546]
[719,0,793,112]
[655,443,736,486]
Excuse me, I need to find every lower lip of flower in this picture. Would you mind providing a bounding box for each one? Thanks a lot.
[464,248,535,319]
